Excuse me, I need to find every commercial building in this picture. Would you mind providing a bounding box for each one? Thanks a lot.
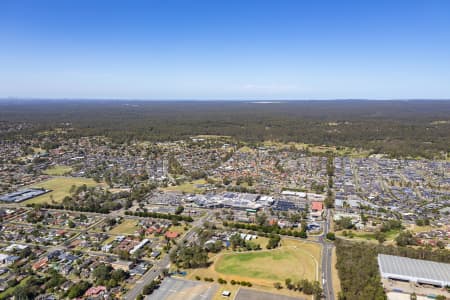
[378,254,450,287]
[0,188,49,203]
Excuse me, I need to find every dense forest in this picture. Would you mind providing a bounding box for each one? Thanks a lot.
[1,100,449,158]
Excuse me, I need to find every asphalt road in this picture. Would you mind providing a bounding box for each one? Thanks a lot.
[7,201,336,299]
[319,209,334,300]
[148,277,217,300]
[235,288,306,300]
[124,212,211,300]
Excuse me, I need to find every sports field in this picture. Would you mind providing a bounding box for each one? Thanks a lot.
[43,165,73,175]
[187,239,320,289]
[24,177,99,204]
[215,246,316,283]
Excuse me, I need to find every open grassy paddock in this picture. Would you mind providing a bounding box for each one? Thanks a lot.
[185,238,320,299]
[215,247,314,282]
[24,177,99,205]
[108,219,140,235]
[336,228,401,243]
[43,165,73,176]
[163,179,207,193]
[261,141,371,157]
[169,224,188,234]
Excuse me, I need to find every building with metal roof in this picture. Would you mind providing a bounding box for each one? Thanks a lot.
[0,188,49,203]
[378,254,450,287]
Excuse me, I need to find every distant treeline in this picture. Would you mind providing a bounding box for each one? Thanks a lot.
[1,100,450,158]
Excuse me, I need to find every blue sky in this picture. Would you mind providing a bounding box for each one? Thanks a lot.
[1,0,450,100]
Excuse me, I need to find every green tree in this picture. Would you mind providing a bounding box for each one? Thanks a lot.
[326,232,336,241]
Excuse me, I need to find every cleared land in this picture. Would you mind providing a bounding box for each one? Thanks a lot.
[24,177,99,204]
[163,179,207,193]
[169,224,187,234]
[261,141,371,157]
[408,224,435,233]
[108,219,140,235]
[43,165,73,176]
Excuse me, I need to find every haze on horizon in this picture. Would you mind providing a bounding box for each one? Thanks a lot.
[1,0,450,100]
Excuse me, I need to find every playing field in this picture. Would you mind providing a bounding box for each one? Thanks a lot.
[43,165,73,175]
[188,239,320,288]
[215,247,316,282]
[25,177,99,204]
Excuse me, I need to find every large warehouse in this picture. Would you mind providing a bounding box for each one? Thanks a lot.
[378,254,450,287]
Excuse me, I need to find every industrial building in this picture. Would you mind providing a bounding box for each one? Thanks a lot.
[0,188,49,203]
[378,254,450,287]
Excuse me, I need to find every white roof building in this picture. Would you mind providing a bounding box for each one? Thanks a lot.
[378,254,450,287]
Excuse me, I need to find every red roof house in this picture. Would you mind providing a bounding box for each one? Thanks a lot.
[84,286,107,297]
[165,231,179,239]
[311,201,323,212]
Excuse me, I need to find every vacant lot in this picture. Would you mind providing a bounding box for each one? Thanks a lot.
[43,165,73,175]
[163,179,207,193]
[25,177,98,204]
[109,219,140,235]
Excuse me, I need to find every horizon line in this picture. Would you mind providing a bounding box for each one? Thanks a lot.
[1,98,450,102]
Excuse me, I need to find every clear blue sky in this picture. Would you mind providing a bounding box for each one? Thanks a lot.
[1,0,450,99]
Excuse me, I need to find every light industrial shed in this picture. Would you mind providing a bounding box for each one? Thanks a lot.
[378,254,450,287]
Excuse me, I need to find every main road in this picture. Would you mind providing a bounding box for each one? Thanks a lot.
[124,211,211,300]
[319,208,334,300]
[7,202,335,299]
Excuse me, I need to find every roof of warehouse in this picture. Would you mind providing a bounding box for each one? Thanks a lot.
[378,254,450,284]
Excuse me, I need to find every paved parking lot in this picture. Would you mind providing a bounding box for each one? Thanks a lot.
[148,277,217,300]
[235,288,305,300]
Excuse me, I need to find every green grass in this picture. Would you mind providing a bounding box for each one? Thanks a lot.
[341,228,401,241]
[238,146,254,153]
[43,165,73,176]
[109,219,140,235]
[163,179,207,193]
[25,177,99,204]
[0,276,32,299]
[215,247,317,282]
[262,141,370,157]
[353,232,376,240]
[169,224,186,234]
